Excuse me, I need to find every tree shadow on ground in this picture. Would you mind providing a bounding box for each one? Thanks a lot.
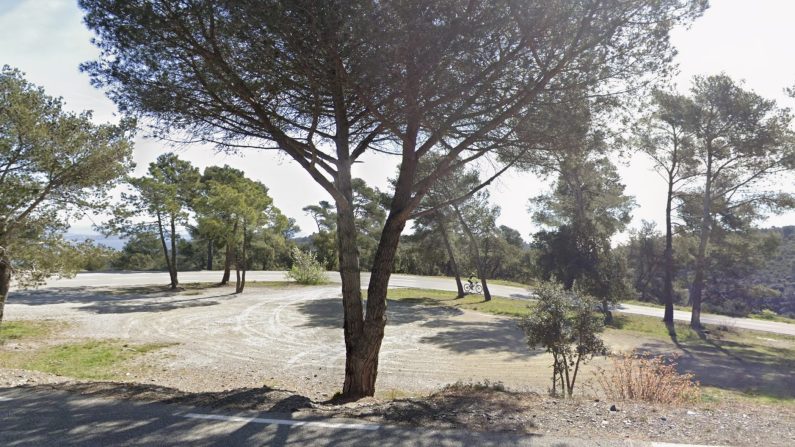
[78,295,229,314]
[1,383,539,446]
[637,330,795,400]
[9,286,235,314]
[28,381,312,413]
[417,319,538,359]
[294,297,464,328]
[296,297,537,358]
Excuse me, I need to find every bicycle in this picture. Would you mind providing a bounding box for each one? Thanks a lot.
[463,281,483,294]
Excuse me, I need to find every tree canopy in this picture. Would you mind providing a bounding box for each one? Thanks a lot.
[80,0,707,399]
[0,67,134,323]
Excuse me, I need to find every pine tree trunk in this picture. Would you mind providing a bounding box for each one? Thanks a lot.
[452,204,491,302]
[236,223,247,293]
[221,243,231,285]
[690,153,713,329]
[335,165,368,399]
[169,216,179,289]
[662,176,675,323]
[0,256,11,325]
[438,218,464,298]
[156,212,176,289]
[206,239,213,270]
[336,154,413,399]
[481,274,492,301]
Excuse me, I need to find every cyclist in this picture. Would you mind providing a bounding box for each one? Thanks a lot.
[467,275,478,289]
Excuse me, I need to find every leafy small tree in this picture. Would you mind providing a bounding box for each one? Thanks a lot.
[193,166,275,292]
[0,67,134,323]
[104,153,200,289]
[520,283,606,397]
[286,247,327,285]
[531,145,635,320]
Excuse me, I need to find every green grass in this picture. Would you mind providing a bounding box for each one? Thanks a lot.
[2,340,172,380]
[606,314,702,343]
[619,299,693,313]
[384,288,535,318]
[483,278,536,288]
[0,320,59,343]
[608,313,795,343]
[749,310,795,325]
[701,386,795,406]
[244,280,315,287]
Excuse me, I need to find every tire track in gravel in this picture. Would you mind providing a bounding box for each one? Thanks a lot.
[8,284,629,394]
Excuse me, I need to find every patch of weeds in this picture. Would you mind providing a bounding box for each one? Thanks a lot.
[11,340,173,380]
[749,309,795,325]
[0,320,59,344]
[380,389,415,400]
[442,379,507,393]
[701,386,795,406]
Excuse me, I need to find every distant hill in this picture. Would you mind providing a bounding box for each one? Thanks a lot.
[65,233,126,250]
[753,226,795,317]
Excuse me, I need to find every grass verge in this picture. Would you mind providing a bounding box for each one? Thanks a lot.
[1,340,172,380]
[0,320,58,344]
[384,288,534,317]
[748,310,795,325]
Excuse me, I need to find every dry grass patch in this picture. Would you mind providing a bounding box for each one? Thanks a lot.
[590,351,700,404]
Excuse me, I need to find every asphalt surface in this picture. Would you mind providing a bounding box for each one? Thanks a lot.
[42,271,795,336]
[0,387,705,447]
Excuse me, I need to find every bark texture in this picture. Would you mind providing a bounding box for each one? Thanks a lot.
[690,152,713,328]
[0,256,10,325]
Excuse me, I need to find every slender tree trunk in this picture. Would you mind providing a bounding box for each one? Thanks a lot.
[236,223,247,293]
[221,243,231,285]
[481,275,492,301]
[169,216,179,289]
[452,204,491,301]
[156,212,176,289]
[334,158,368,398]
[206,239,213,270]
[0,255,11,325]
[437,218,464,298]
[662,174,675,323]
[690,153,713,329]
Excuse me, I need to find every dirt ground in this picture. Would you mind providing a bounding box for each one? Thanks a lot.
[3,284,652,399]
[3,283,795,445]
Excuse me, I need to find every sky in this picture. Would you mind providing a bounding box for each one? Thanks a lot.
[0,0,793,241]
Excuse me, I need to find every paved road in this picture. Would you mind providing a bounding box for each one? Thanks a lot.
[39,271,795,336]
[0,387,703,446]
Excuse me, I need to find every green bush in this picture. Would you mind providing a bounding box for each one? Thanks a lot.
[286,248,327,284]
[519,282,606,397]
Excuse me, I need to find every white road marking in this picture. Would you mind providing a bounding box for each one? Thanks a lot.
[180,412,381,431]
[650,443,727,447]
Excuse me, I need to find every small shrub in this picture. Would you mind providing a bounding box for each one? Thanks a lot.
[285,248,327,285]
[519,283,606,397]
[591,351,700,404]
[442,379,506,393]
[755,309,779,321]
